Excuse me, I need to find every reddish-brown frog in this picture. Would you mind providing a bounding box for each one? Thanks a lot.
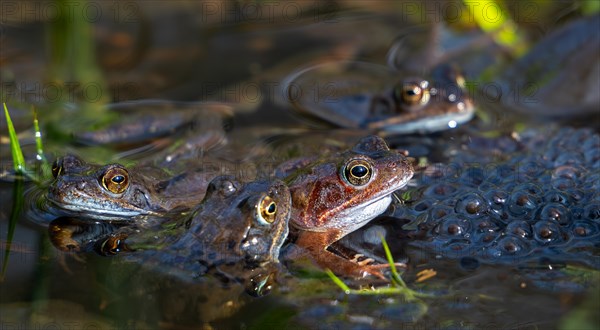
[279,135,414,278]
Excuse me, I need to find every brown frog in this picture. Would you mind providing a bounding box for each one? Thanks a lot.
[280,135,414,278]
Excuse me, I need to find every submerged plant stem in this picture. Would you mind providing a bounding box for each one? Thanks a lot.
[1,177,24,279]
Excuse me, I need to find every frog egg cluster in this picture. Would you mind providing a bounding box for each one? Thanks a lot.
[397,127,600,268]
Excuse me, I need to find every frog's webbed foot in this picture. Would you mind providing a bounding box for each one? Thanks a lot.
[349,253,407,269]
[338,256,407,279]
[349,253,375,266]
[321,250,406,280]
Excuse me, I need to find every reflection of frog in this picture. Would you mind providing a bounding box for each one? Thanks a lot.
[48,217,124,253]
[44,154,215,221]
[280,135,414,278]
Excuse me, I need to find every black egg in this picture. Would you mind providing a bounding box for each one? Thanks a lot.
[571,221,599,238]
[455,192,489,219]
[533,220,564,244]
[507,191,538,219]
[538,203,571,225]
[505,220,532,239]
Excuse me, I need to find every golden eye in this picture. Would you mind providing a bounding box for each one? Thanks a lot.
[343,159,373,186]
[101,167,129,194]
[400,83,422,104]
[52,158,63,178]
[257,196,277,224]
[396,81,430,106]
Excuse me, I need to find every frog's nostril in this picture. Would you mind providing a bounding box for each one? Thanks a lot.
[77,182,87,190]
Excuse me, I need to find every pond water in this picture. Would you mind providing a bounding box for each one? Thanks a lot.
[1,1,599,329]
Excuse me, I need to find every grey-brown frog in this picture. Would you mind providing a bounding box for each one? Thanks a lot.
[163,176,291,270]
[103,176,292,281]
[44,154,214,221]
[284,61,474,135]
[280,135,414,278]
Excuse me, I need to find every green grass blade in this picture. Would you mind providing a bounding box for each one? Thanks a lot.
[32,107,52,180]
[2,103,29,278]
[325,269,351,293]
[32,107,47,163]
[3,103,26,174]
[380,234,407,288]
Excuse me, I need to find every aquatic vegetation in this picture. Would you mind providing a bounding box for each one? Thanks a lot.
[3,103,26,175]
[327,236,433,299]
[2,104,25,278]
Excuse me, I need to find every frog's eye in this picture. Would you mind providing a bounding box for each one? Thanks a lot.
[396,81,430,106]
[101,167,129,194]
[52,158,63,178]
[257,195,277,225]
[343,159,373,186]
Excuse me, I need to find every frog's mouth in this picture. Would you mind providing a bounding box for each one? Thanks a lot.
[372,97,475,134]
[47,188,159,221]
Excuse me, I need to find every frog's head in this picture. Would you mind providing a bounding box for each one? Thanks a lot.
[286,135,413,237]
[193,176,291,264]
[368,66,475,134]
[47,154,162,221]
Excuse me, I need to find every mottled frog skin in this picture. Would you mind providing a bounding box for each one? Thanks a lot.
[164,176,291,269]
[280,135,414,278]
